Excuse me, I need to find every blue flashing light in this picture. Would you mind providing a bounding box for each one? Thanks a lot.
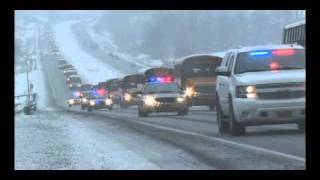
[250,51,270,56]
[148,77,158,83]
[72,91,81,97]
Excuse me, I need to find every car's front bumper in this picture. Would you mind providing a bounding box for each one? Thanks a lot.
[233,97,305,125]
[140,101,188,113]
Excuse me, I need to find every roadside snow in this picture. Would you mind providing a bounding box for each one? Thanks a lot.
[53,21,123,84]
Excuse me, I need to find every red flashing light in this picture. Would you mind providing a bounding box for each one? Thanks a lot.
[96,88,107,96]
[272,49,295,56]
[270,62,280,71]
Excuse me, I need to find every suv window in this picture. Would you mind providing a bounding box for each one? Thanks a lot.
[227,53,235,72]
[221,52,231,67]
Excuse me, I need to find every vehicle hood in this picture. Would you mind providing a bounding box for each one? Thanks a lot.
[149,93,183,98]
[234,69,305,85]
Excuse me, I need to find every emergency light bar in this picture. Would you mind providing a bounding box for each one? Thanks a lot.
[250,49,296,57]
[148,76,174,83]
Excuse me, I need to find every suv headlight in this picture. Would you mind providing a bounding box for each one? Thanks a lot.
[82,97,88,103]
[144,95,157,106]
[68,99,74,104]
[124,93,132,101]
[177,97,185,102]
[105,98,113,105]
[236,85,257,98]
[184,87,195,97]
[89,100,95,106]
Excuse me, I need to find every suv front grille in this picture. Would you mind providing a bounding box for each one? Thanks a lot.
[256,82,305,89]
[258,90,305,100]
[256,82,305,100]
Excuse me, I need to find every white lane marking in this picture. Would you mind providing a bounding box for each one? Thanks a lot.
[119,117,305,163]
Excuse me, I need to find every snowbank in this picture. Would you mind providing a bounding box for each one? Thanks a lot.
[53,21,123,84]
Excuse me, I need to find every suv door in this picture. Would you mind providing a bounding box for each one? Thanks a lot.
[218,52,235,116]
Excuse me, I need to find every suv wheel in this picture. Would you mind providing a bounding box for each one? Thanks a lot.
[87,107,93,112]
[178,109,188,115]
[138,109,148,117]
[217,103,229,134]
[81,105,85,110]
[229,102,245,136]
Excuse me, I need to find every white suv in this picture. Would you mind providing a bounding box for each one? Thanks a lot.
[215,44,305,136]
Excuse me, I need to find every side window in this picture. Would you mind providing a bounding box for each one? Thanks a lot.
[227,53,235,72]
[221,53,230,67]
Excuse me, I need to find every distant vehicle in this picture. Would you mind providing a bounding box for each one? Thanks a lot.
[65,70,78,79]
[105,78,122,104]
[80,90,95,110]
[63,67,76,74]
[138,79,188,117]
[67,90,82,107]
[144,67,174,82]
[119,74,145,108]
[283,20,305,47]
[215,44,305,136]
[173,54,223,110]
[59,64,74,71]
[67,75,82,89]
[57,59,68,67]
[86,92,113,112]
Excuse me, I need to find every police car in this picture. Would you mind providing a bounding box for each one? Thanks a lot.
[67,90,82,107]
[215,44,305,136]
[138,76,188,117]
[86,93,113,112]
[67,75,82,89]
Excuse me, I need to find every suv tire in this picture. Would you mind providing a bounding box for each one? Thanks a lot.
[178,109,188,115]
[138,110,148,117]
[229,101,245,136]
[217,102,229,134]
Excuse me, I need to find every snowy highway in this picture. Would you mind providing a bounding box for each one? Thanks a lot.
[15,16,306,170]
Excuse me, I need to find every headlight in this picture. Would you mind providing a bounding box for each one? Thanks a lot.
[68,99,74,104]
[236,85,257,99]
[82,97,88,103]
[144,95,157,106]
[124,93,132,101]
[78,84,81,87]
[105,98,113,106]
[69,84,72,87]
[177,97,185,102]
[89,100,95,106]
[184,87,195,97]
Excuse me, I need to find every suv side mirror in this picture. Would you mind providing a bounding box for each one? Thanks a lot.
[215,66,231,76]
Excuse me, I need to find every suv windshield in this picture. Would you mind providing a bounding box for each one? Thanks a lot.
[144,83,180,94]
[234,49,305,74]
[70,77,81,83]
[81,85,92,91]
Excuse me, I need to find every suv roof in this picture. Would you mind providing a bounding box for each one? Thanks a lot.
[228,44,304,54]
